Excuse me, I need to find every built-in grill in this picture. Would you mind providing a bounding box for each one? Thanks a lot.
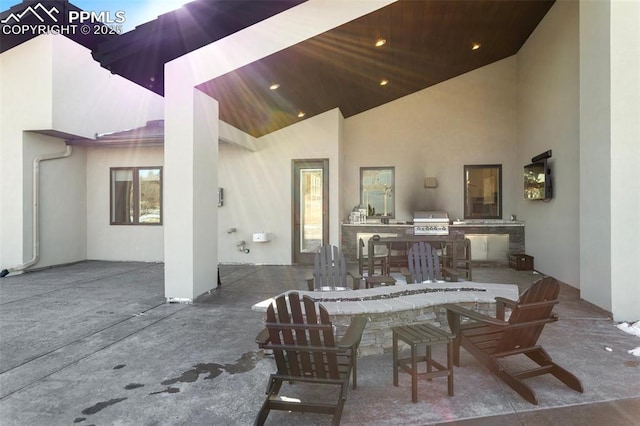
[413,211,450,235]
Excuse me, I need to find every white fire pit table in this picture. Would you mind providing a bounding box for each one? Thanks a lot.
[252,282,519,356]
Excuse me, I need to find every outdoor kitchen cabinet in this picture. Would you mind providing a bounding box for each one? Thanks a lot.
[465,234,509,262]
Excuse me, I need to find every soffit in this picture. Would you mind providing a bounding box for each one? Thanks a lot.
[197,0,554,137]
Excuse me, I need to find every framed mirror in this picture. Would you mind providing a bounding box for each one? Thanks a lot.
[464,164,502,219]
[360,166,395,218]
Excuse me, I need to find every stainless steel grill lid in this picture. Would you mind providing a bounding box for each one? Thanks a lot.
[413,211,449,223]
[413,211,450,235]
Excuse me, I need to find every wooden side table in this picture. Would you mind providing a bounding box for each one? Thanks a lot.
[365,275,396,288]
[392,323,455,402]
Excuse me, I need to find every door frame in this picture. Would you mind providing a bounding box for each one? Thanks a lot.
[292,159,329,265]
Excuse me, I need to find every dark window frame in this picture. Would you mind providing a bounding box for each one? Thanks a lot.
[110,166,163,225]
[463,164,502,219]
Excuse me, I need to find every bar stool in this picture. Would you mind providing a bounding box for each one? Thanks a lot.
[392,323,455,403]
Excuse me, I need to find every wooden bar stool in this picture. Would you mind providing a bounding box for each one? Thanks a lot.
[392,323,455,403]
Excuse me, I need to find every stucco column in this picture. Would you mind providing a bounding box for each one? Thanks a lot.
[161,0,395,301]
[609,0,640,321]
[580,0,640,321]
[579,0,612,314]
[164,76,219,302]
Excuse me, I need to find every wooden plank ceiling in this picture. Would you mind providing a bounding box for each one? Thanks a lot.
[197,0,554,138]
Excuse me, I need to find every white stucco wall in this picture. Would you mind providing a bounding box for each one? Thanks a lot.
[50,35,164,138]
[578,0,640,320]
[22,134,87,267]
[579,1,611,307]
[216,58,518,265]
[0,34,163,272]
[190,91,220,297]
[86,147,164,262]
[516,0,580,288]
[609,0,640,322]
[218,109,343,264]
[343,57,518,222]
[516,0,638,320]
[0,36,54,270]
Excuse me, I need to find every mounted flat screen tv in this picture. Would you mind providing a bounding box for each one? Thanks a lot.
[524,160,552,200]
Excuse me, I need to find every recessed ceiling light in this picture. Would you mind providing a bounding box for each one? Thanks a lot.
[379,79,389,86]
[471,43,481,51]
[297,111,305,118]
[269,83,280,90]
[375,38,386,47]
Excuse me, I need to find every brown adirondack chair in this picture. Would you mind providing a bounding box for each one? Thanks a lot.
[442,238,472,281]
[444,277,584,404]
[255,292,367,426]
[402,241,459,283]
[307,245,360,291]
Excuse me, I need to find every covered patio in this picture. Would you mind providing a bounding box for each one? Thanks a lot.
[1,262,638,425]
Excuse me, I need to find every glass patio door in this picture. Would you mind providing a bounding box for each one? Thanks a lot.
[292,159,329,265]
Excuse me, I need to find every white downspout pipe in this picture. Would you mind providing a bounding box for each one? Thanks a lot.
[0,145,73,277]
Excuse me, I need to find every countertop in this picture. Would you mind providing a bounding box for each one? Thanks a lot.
[342,220,525,227]
[451,220,525,227]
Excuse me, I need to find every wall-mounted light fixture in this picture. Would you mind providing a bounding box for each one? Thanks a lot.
[424,177,438,188]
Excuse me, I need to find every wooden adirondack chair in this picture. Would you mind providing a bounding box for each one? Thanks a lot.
[444,277,584,404]
[442,238,472,281]
[402,241,459,283]
[307,245,360,291]
[255,292,367,426]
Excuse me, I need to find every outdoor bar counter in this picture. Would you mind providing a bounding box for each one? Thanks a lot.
[341,220,526,266]
[252,281,519,356]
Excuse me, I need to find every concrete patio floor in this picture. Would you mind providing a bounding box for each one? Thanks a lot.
[0,261,638,425]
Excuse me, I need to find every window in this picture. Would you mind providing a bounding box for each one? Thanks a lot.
[110,167,162,225]
[360,166,395,218]
[463,164,502,219]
